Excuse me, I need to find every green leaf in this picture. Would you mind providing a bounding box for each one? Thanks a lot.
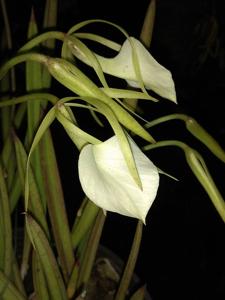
[71,198,99,248]
[14,133,49,235]
[26,9,44,143]
[25,105,56,211]
[66,261,79,299]
[10,255,26,298]
[140,0,156,48]
[0,271,26,300]
[43,0,58,45]
[76,210,106,290]
[42,0,58,87]
[32,252,50,300]
[39,126,75,282]
[26,215,68,300]
[23,101,75,281]
[129,285,147,300]
[0,162,13,277]
[0,133,17,200]
[14,133,50,278]
[26,10,49,210]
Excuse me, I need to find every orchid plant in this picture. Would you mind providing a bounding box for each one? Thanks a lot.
[0,0,225,299]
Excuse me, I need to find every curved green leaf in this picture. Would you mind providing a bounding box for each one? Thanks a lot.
[0,271,26,300]
[26,215,67,300]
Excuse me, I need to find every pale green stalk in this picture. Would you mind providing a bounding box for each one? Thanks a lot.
[74,32,121,51]
[76,210,106,290]
[0,93,58,108]
[144,140,225,222]
[115,221,143,300]
[0,52,48,85]
[71,199,99,248]
[145,113,225,163]
[18,31,65,52]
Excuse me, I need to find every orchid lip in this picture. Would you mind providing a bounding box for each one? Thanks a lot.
[78,135,160,222]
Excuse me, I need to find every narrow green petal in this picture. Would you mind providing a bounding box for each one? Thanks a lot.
[45,58,154,143]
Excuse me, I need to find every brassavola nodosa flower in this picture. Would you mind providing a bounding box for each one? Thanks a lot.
[78,135,159,223]
[70,36,177,103]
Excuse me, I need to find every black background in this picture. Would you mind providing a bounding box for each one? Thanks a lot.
[1,1,225,299]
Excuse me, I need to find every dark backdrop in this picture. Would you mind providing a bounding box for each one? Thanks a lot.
[1,1,225,299]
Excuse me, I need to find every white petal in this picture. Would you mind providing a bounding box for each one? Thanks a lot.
[95,37,176,103]
[71,37,176,103]
[78,135,159,222]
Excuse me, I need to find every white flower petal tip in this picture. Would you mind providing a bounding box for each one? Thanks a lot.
[95,37,177,103]
[78,135,159,222]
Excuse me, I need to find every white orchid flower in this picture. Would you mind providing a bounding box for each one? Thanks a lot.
[71,37,176,103]
[78,135,159,223]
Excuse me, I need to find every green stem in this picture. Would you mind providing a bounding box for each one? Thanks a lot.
[115,220,143,300]
[0,53,48,80]
[0,93,58,107]
[145,113,188,128]
[19,31,65,52]
[144,140,225,223]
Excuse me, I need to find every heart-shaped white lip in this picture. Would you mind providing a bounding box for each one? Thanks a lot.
[78,135,159,223]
